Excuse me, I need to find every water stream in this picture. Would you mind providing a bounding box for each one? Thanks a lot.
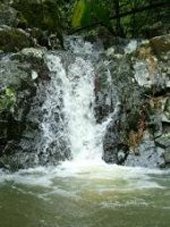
[0,38,170,227]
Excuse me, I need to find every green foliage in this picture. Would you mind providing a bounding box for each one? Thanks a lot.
[0,88,16,113]
[71,0,86,28]
[71,0,111,29]
[71,0,169,38]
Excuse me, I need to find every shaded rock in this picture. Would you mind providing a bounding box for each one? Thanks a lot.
[0,3,17,26]
[0,26,34,52]
[96,47,147,165]
[161,97,170,123]
[0,52,40,169]
[12,0,64,47]
[164,150,170,164]
[150,34,170,55]
[12,47,50,81]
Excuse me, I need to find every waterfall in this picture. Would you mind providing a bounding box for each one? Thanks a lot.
[38,38,112,163]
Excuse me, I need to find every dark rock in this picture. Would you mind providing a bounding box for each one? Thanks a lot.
[0,26,34,52]
[0,50,43,169]
[0,3,17,27]
[12,0,64,47]
[163,150,170,164]
[150,34,170,55]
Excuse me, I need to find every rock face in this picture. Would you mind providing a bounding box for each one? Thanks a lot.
[0,48,70,170]
[0,51,37,169]
[95,34,170,168]
[0,1,63,53]
[0,3,17,27]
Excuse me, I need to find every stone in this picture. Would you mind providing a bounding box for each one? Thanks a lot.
[0,52,40,169]
[134,61,152,88]
[117,150,126,163]
[163,150,170,164]
[20,48,45,59]
[163,98,170,122]
[150,34,170,55]
[12,0,64,47]
[155,133,170,149]
[31,70,38,80]
[0,3,17,27]
[0,26,34,52]
[125,144,164,168]
[124,131,165,168]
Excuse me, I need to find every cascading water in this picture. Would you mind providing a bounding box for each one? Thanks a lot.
[1,37,170,227]
[38,38,112,163]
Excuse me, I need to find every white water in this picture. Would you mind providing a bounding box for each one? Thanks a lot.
[1,38,169,192]
[14,38,164,192]
[1,39,170,227]
[38,39,113,164]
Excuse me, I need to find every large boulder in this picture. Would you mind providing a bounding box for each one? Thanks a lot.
[11,0,63,47]
[0,48,49,170]
[0,3,17,26]
[150,34,170,55]
[96,34,170,168]
[124,131,165,168]
[0,26,35,52]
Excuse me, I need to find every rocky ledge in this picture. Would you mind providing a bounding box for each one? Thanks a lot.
[96,34,170,168]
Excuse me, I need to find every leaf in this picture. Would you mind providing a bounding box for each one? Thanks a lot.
[71,0,86,28]
[71,0,112,31]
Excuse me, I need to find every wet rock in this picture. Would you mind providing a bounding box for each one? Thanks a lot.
[96,48,147,165]
[0,52,41,169]
[124,131,164,168]
[13,47,50,81]
[163,150,170,164]
[117,150,127,164]
[161,97,170,123]
[102,102,128,164]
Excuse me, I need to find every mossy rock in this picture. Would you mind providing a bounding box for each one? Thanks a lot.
[0,87,16,113]
[12,0,63,46]
[150,34,170,55]
[0,26,34,52]
[0,3,18,26]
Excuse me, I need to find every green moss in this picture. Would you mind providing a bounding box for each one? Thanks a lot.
[150,35,170,55]
[12,0,63,44]
[1,1,65,48]
[0,87,16,113]
[0,28,34,52]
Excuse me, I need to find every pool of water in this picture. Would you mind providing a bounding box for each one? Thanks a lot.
[0,161,170,227]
